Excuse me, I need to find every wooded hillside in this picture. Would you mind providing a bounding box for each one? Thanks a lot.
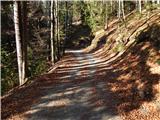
[1,1,160,120]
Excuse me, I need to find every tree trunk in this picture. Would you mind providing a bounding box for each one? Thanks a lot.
[63,1,68,54]
[53,0,58,61]
[22,1,28,81]
[56,0,60,60]
[105,2,109,30]
[118,0,121,19]
[110,0,113,13]
[14,1,23,85]
[51,0,56,64]
[139,0,142,13]
[121,0,125,20]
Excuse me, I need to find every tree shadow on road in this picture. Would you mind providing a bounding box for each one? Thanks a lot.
[23,41,159,120]
[2,25,160,119]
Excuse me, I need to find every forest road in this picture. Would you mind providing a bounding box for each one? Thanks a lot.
[23,50,122,120]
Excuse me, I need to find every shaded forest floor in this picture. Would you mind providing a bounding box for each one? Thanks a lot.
[1,10,160,120]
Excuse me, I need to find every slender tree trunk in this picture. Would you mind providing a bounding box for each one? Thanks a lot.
[51,1,56,64]
[139,0,142,13]
[121,0,125,20]
[70,6,73,27]
[56,0,60,60]
[63,1,68,54]
[14,1,23,85]
[47,1,51,61]
[59,2,62,57]
[54,0,58,61]
[110,0,113,13]
[22,1,28,80]
[105,1,109,30]
[118,0,121,19]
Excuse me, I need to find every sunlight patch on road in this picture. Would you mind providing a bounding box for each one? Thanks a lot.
[33,98,71,109]
[93,106,105,112]
[63,90,74,95]
[102,116,122,120]
[41,92,63,99]
[58,75,72,79]
[45,99,71,107]
[25,109,40,114]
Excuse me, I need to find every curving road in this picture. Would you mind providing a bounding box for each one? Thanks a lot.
[22,50,122,120]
